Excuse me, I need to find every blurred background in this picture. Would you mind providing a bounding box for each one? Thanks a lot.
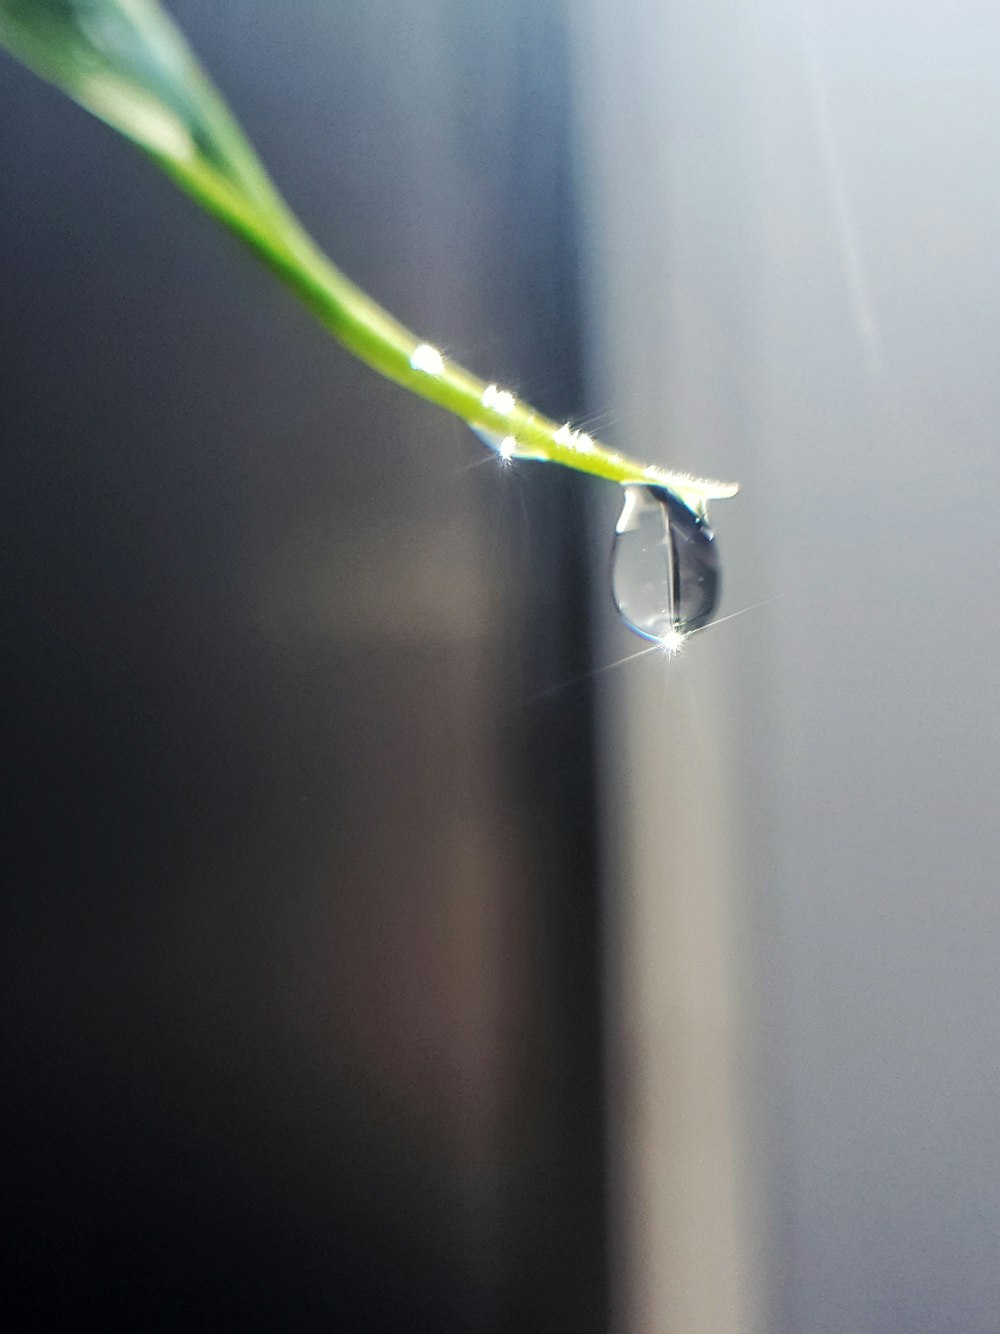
[3,2,1000,1332]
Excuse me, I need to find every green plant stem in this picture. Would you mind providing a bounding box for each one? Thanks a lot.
[156,149,664,487]
[0,0,737,509]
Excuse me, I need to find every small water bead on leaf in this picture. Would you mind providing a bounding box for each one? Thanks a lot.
[481,384,516,415]
[410,342,445,375]
[611,485,720,644]
[470,426,517,460]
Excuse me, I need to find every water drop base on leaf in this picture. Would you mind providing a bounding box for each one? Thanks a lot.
[611,485,720,644]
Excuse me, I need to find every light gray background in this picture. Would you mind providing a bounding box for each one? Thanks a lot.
[574,1,1000,1330]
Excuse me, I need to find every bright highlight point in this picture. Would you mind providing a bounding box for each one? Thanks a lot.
[498,435,517,461]
[410,343,444,375]
[482,384,516,415]
[658,628,686,657]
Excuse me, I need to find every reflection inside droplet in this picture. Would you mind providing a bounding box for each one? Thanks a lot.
[611,485,720,644]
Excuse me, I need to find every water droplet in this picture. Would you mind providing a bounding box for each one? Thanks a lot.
[470,426,515,460]
[481,384,516,414]
[611,485,720,643]
[410,343,444,375]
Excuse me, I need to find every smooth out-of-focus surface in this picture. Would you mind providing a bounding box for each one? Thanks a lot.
[572,1,1000,1331]
[1,3,607,1330]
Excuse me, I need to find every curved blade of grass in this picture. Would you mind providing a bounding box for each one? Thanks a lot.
[0,0,738,508]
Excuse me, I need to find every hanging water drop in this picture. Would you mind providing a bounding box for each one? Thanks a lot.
[611,485,720,644]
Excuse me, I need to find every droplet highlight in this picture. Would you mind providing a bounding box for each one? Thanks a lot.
[611,485,720,643]
[470,426,515,460]
[410,343,444,375]
[481,384,516,415]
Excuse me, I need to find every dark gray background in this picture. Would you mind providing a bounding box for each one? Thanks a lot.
[1,3,607,1329]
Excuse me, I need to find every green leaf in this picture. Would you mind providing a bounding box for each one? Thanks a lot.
[0,0,738,505]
